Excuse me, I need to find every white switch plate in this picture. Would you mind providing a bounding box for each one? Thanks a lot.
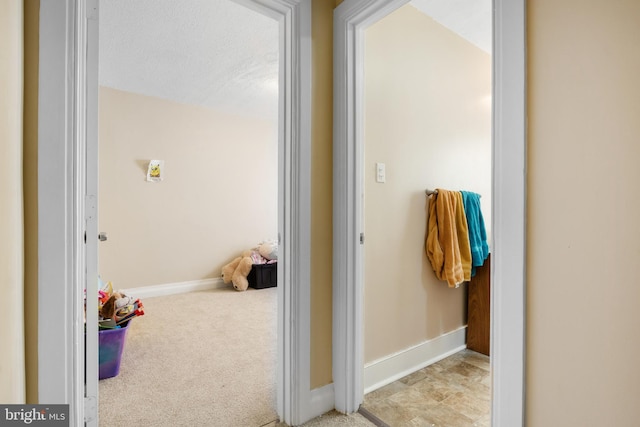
[376,162,386,183]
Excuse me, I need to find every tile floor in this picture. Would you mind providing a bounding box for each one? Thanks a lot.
[271,349,490,427]
[360,349,491,427]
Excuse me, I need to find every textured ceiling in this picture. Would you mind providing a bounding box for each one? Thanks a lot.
[99,0,490,121]
[99,0,279,120]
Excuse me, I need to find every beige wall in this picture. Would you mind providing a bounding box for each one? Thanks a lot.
[527,0,640,425]
[310,0,335,389]
[98,87,277,288]
[1,0,26,403]
[363,5,491,363]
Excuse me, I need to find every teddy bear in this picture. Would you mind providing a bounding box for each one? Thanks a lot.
[221,250,254,291]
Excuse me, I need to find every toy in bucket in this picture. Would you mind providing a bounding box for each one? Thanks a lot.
[97,280,145,379]
[98,280,145,328]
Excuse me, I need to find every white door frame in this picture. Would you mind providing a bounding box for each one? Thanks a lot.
[332,1,527,426]
[37,0,313,425]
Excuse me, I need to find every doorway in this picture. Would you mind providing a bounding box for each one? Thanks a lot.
[332,0,526,426]
[36,0,313,425]
[359,2,492,425]
[96,1,280,424]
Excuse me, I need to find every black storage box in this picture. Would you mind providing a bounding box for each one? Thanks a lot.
[248,262,277,289]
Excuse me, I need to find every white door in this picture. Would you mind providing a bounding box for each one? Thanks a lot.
[84,1,100,425]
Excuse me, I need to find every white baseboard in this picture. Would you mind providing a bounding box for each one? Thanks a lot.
[122,277,228,299]
[363,326,467,394]
[301,327,465,423]
[307,383,336,422]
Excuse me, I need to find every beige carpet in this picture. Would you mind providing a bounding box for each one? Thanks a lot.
[99,287,279,427]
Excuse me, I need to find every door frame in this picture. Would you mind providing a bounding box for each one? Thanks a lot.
[332,0,527,425]
[37,0,313,425]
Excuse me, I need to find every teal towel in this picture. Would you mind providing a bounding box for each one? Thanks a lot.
[461,191,489,276]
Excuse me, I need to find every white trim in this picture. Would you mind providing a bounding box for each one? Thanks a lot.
[333,0,527,424]
[309,383,336,420]
[37,2,82,425]
[491,0,527,425]
[38,1,313,425]
[363,327,467,395]
[121,278,229,299]
[245,1,314,424]
[332,0,410,414]
[84,0,100,424]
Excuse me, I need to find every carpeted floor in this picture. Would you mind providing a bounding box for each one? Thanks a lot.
[99,287,279,427]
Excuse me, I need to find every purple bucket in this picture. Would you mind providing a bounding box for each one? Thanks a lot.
[98,321,130,380]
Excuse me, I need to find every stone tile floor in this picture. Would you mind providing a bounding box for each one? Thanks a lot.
[270,349,490,427]
[361,349,491,427]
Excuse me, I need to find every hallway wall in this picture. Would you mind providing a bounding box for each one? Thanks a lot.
[0,0,26,404]
[526,0,640,424]
[309,0,337,388]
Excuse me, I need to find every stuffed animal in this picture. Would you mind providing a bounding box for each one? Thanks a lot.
[257,239,278,261]
[221,250,254,291]
[101,291,135,320]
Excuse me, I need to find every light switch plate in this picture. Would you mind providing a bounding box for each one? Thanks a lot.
[376,162,386,183]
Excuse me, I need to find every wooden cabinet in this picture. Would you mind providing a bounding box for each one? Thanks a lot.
[467,254,490,356]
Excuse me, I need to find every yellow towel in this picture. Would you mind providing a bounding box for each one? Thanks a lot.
[425,189,472,287]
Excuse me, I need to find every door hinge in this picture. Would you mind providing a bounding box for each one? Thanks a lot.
[84,396,97,423]
[360,233,365,244]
